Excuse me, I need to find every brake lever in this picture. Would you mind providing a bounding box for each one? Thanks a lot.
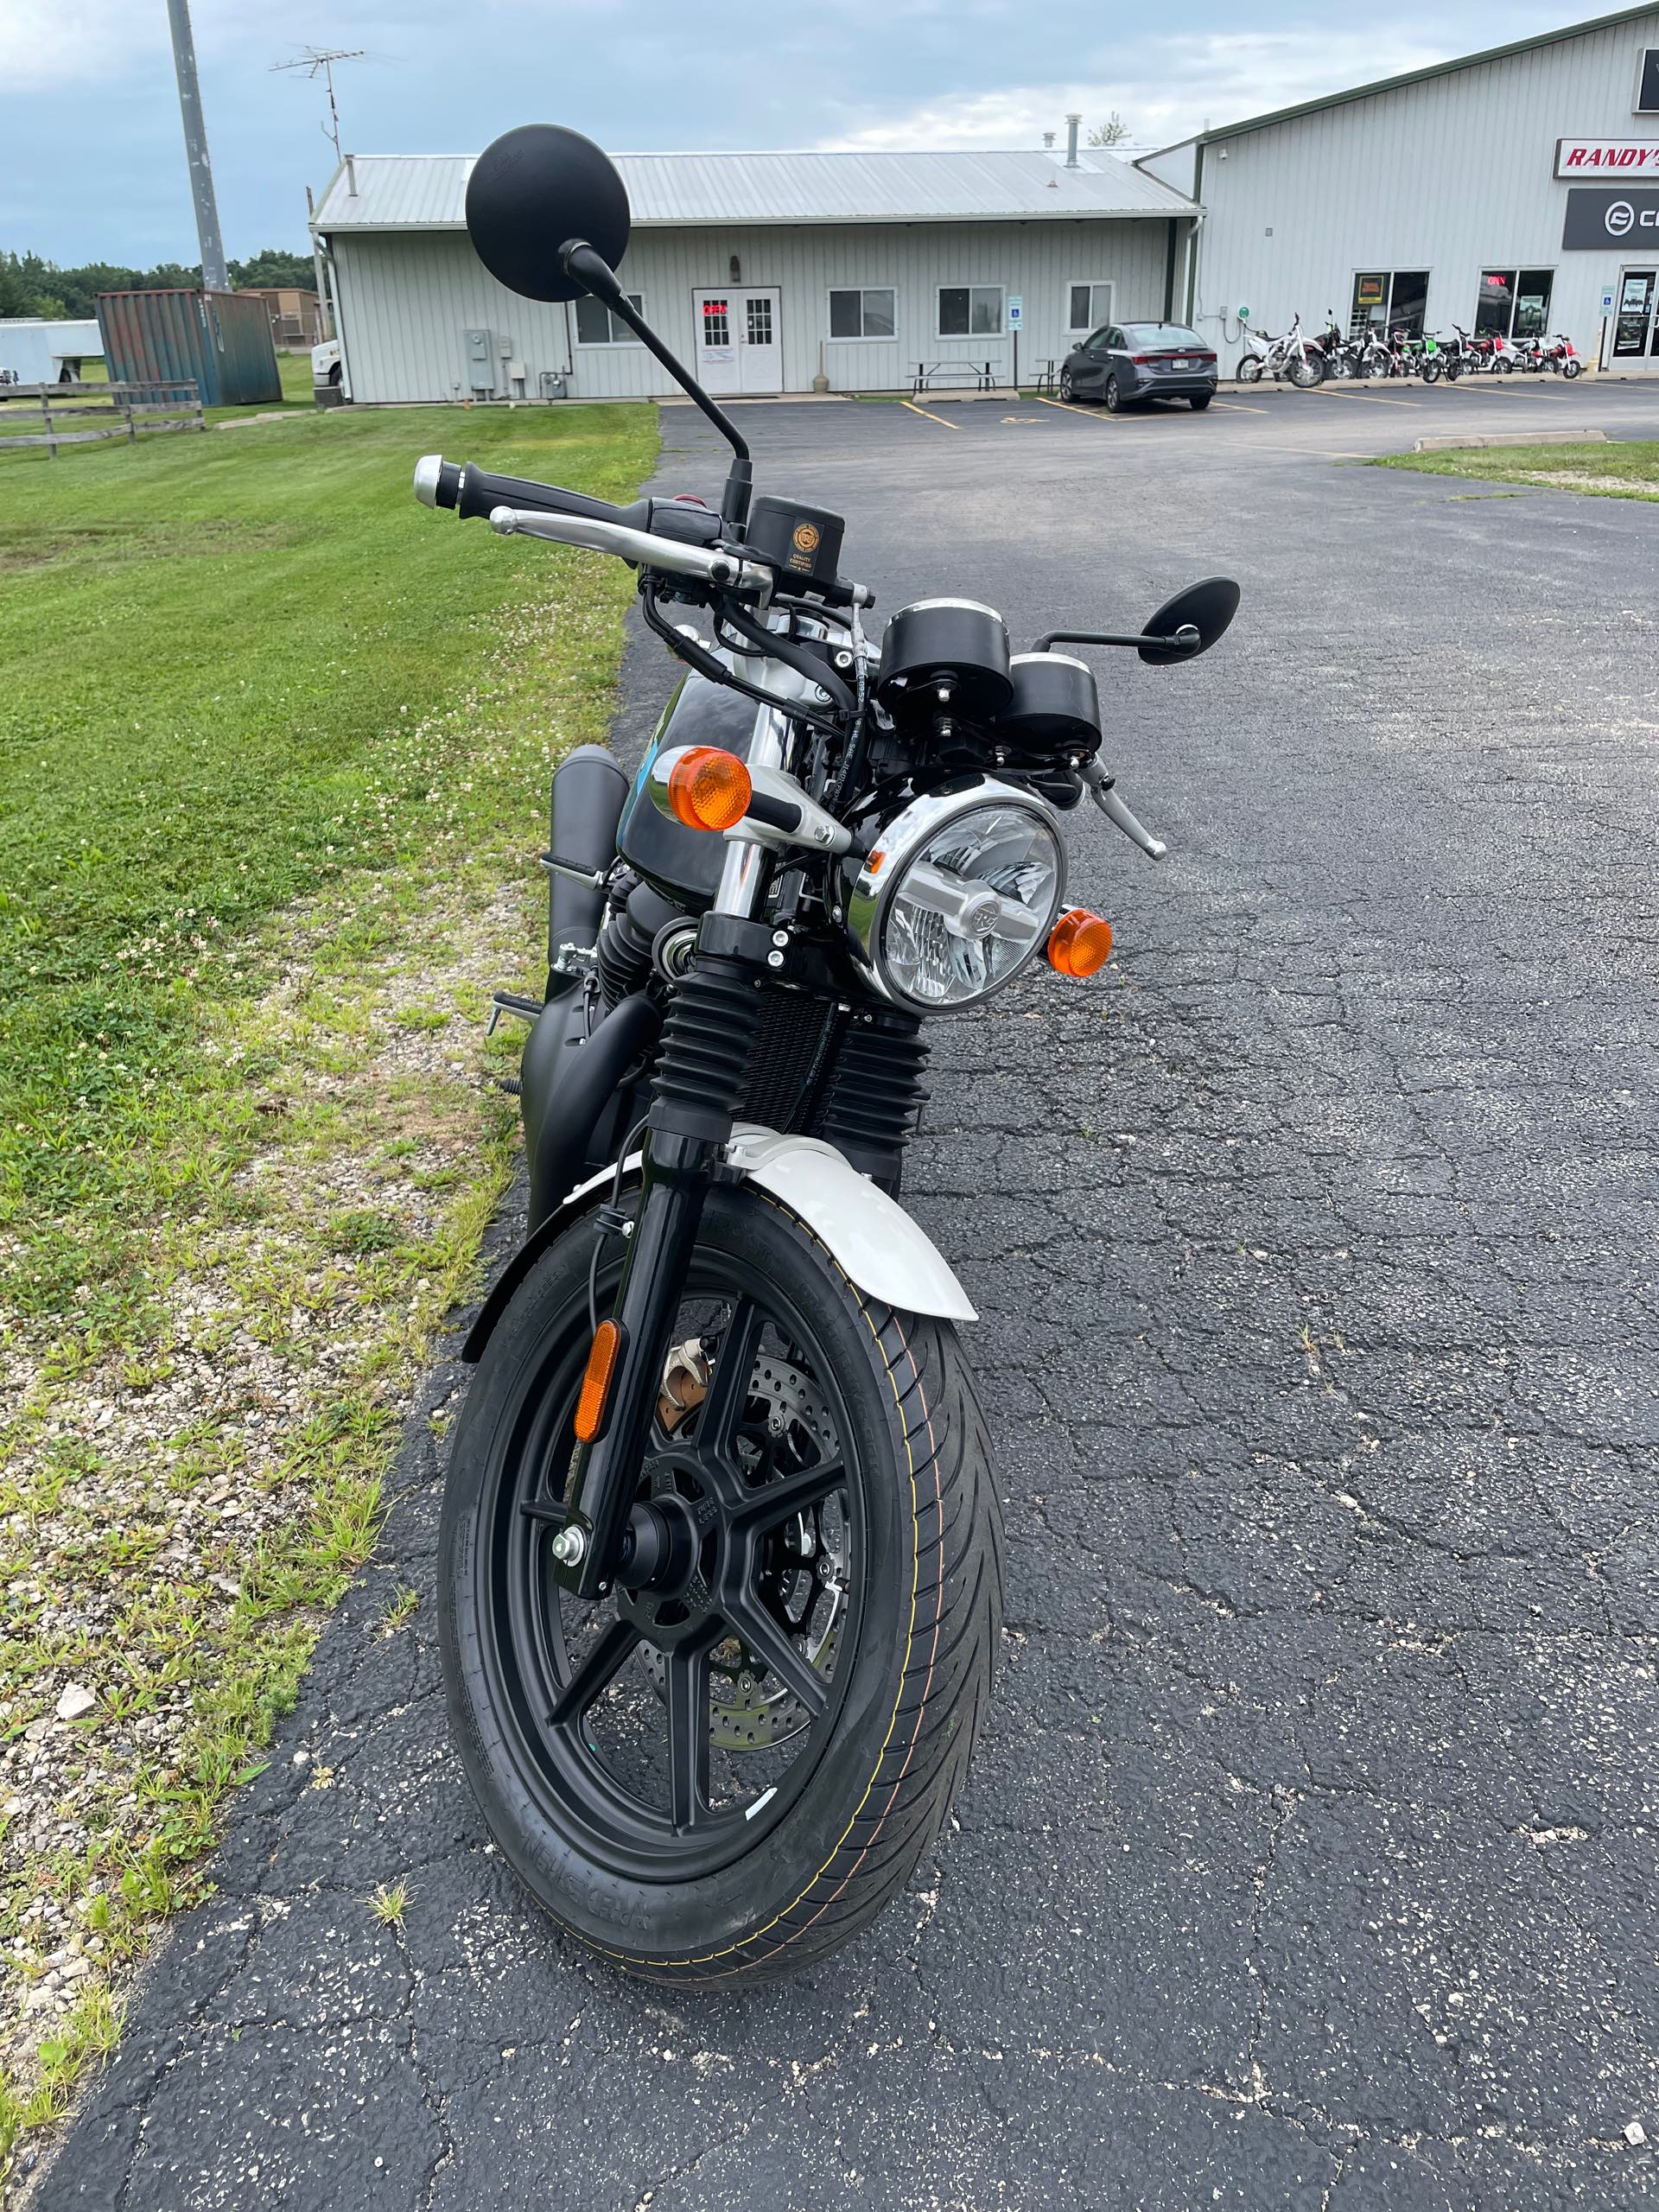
[1080,760,1168,861]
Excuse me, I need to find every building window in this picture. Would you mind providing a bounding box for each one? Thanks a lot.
[574,292,644,345]
[828,286,897,340]
[1066,282,1114,333]
[938,284,1003,337]
[746,296,773,347]
[1349,270,1428,340]
[700,297,730,348]
[1477,268,1554,340]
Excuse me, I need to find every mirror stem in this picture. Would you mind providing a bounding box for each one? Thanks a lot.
[563,242,753,532]
[1035,624,1202,655]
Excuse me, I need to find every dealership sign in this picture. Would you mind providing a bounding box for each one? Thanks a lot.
[1562,186,1659,247]
[1557,137,1659,176]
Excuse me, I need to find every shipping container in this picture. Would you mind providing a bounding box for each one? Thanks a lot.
[95,288,281,407]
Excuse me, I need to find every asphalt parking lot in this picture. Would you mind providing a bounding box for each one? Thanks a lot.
[44,380,1659,2210]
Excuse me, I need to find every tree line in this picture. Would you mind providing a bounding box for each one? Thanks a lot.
[0,248,316,321]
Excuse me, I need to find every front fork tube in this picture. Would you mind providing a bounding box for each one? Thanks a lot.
[556,930,769,1600]
[559,1128,722,1599]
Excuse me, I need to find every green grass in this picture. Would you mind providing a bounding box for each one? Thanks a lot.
[1374,439,1659,500]
[0,393,657,2183]
[0,397,654,1325]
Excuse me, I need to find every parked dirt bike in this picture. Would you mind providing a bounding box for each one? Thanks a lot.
[1542,331,1584,378]
[1313,314,1360,378]
[1236,315,1324,387]
[412,125,1237,1986]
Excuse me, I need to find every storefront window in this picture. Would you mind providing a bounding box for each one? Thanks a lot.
[1475,270,1515,339]
[1350,270,1428,339]
[1477,269,1553,340]
[1513,271,1554,339]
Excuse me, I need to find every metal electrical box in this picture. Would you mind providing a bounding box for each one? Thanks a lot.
[463,327,496,397]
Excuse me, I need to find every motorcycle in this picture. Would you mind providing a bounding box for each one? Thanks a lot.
[1236,314,1324,387]
[414,124,1240,1985]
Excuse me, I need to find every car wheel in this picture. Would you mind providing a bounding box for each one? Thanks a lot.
[1058,368,1077,402]
[1189,394,1211,411]
[1103,374,1122,412]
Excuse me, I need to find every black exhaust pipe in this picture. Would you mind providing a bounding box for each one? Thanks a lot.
[544,744,630,986]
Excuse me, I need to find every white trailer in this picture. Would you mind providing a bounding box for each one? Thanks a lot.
[0,318,103,385]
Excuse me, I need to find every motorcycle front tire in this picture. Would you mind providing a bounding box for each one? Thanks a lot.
[439,1185,1004,1987]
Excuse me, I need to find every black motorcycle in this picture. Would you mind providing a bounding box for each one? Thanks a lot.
[416,124,1240,1986]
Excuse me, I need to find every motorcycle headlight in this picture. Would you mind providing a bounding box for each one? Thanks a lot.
[843,778,1065,1013]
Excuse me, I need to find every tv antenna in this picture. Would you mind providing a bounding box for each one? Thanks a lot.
[273,47,365,163]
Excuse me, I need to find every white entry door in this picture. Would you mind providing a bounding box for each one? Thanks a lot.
[694,288,781,395]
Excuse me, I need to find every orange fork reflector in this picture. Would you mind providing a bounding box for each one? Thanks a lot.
[575,1319,626,1444]
[1046,908,1114,978]
[666,746,753,832]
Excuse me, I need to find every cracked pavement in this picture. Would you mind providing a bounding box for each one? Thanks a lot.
[39,384,1659,2209]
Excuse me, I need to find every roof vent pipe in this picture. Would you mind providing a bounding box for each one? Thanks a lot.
[345,153,358,198]
[1065,113,1081,168]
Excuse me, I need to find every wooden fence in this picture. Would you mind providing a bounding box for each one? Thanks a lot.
[0,381,204,457]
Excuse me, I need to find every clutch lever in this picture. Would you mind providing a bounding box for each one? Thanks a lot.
[1080,760,1168,861]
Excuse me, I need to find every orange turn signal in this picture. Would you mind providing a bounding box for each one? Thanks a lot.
[1046,908,1114,978]
[666,747,753,832]
[575,1319,626,1444]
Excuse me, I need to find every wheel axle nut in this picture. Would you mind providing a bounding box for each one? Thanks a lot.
[551,1526,587,1567]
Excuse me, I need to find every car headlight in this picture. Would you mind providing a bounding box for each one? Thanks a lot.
[843,778,1065,1013]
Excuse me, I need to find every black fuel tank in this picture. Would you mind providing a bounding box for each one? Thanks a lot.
[617,671,755,906]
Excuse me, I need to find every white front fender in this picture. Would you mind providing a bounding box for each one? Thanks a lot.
[726,1123,976,1323]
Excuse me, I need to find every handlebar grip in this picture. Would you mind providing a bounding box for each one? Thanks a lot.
[413,454,641,530]
[455,464,639,529]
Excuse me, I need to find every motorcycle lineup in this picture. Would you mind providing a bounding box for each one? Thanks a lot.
[416,124,1239,1983]
[1242,312,1583,385]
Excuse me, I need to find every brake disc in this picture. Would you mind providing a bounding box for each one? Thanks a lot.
[645,1349,849,1751]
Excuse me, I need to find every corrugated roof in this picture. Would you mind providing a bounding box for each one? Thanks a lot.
[313,147,1193,233]
[1142,1,1659,156]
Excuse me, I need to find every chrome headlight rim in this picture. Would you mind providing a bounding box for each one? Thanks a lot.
[843,775,1066,1015]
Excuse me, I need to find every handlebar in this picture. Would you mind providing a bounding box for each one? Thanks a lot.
[414,453,873,607]
[486,505,775,594]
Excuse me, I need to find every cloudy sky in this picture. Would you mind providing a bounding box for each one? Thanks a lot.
[1,2,1593,264]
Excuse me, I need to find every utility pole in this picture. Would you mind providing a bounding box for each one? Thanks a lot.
[165,0,229,291]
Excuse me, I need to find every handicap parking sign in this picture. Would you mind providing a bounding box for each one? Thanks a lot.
[1007,296,1023,327]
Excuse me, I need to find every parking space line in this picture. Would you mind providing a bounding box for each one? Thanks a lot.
[900,399,963,430]
[1034,396,1117,425]
[1212,398,1269,414]
[1311,385,1425,408]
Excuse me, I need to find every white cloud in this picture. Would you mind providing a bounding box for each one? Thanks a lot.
[0,1,164,90]
[817,31,1453,153]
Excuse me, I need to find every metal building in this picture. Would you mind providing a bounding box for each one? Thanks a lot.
[1140,3,1659,372]
[310,140,1197,404]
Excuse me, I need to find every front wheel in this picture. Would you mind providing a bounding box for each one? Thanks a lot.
[1058,367,1079,402]
[1561,358,1583,379]
[1288,354,1322,388]
[440,1185,1002,1986]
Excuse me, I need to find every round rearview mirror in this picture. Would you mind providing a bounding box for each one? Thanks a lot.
[465,124,631,302]
[1139,576,1241,665]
